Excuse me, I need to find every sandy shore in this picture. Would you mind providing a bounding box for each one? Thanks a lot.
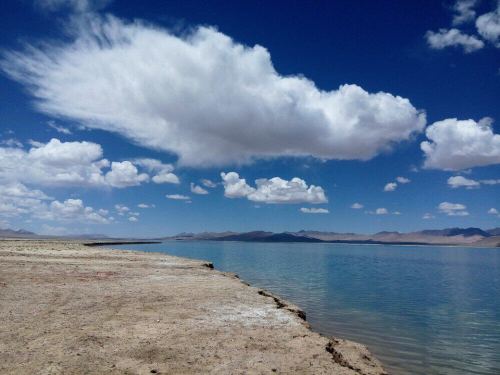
[0,240,386,374]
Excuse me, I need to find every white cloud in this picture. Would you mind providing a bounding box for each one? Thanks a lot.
[438,201,469,216]
[300,207,329,214]
[447,175,480,189]
[0,185,110,225]
[0,138,106,187]
[151,171,179,184]
[137,203,154,208]
[421,118,500,170]
[0,183,51,217]
[34,0,112,12]
[384,182,398,192]
[375,208,389,215]
[351,202,364,209]
[133,158,179,184]
[104,161,149,188]
[1,15,426,167]
[488,207,499,215]
[201,179,217,188]
[0,138,154,188]
[481,179,500,185]
[476,5,500,47]
[221,172,327,204]
[166,194,191,200]
[0,138,23,148]
[396,176,410,184]
[128,216,138,222]
[220,172,256,198]
[114,204,129,215]
[47,120,72,134]
[190,183,209,195]
[44,199,109,223]
[453,0,479,25]
[425,28,484,53]
[422,213,435,219]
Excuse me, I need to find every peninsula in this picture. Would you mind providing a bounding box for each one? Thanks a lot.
[0,239,385,374]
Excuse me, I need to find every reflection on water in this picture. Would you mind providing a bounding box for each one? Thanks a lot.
[114,241,500,375]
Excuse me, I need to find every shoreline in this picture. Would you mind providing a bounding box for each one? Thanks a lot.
[0,239,386,374]
[162,238,500,248]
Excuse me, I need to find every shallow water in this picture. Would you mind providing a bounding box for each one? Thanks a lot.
[114,241,500,375]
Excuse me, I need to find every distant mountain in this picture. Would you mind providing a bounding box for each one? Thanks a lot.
[214,231,272,241]
[216,232,322,243]
[0,228,114,240]
[419,227,490,237]
[0,228,37,238]
[165,227,500,247]
[487,228,500,236]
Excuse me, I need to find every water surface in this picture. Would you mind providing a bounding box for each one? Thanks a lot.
[114,241,500,375]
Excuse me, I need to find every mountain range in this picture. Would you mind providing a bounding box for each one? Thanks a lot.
[2,227,499,247]
[163,227,500,247]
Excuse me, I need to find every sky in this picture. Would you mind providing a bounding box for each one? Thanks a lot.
[0,0,499,237]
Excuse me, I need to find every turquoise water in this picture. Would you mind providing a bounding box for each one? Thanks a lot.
[114,241,500,375]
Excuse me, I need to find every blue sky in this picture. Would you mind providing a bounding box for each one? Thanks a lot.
[0,0,499,237]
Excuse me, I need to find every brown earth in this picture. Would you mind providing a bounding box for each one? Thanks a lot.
[0,240,386,374]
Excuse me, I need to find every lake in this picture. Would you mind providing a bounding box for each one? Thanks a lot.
[114,241,500,375]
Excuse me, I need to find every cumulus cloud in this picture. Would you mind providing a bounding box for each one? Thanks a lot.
[488,207,499,214]
[0,138,108,187]
[427,1,499,52]
[300,207,329,214]
[134,158,180,184]
[476,5,500,47]
[351,202,364,209]
[0,183,110,224]
[422,212,435,219]
[384,177,410,192]
[220,172,256,198]
[0,138,157,189]
[453,0,479,25]
[438,201,469,216]
[0,183,51,217]
[421,118,500,170]
[384,182,398,192]
[43,199,109,223]
[128,216,138,222]
[166,194,191,200]
[190,183,209,195]
[1,15,426,167]
[396,176,410,184]
[221,172,327,204]
[114,204,129,215]
[425,28,484,53]
[375,208,389,215]
[137,203,154,208]
[104,161,149,188]
[447,175,480,189]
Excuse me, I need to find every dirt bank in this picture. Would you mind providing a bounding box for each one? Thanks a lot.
[0,240,386,374]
